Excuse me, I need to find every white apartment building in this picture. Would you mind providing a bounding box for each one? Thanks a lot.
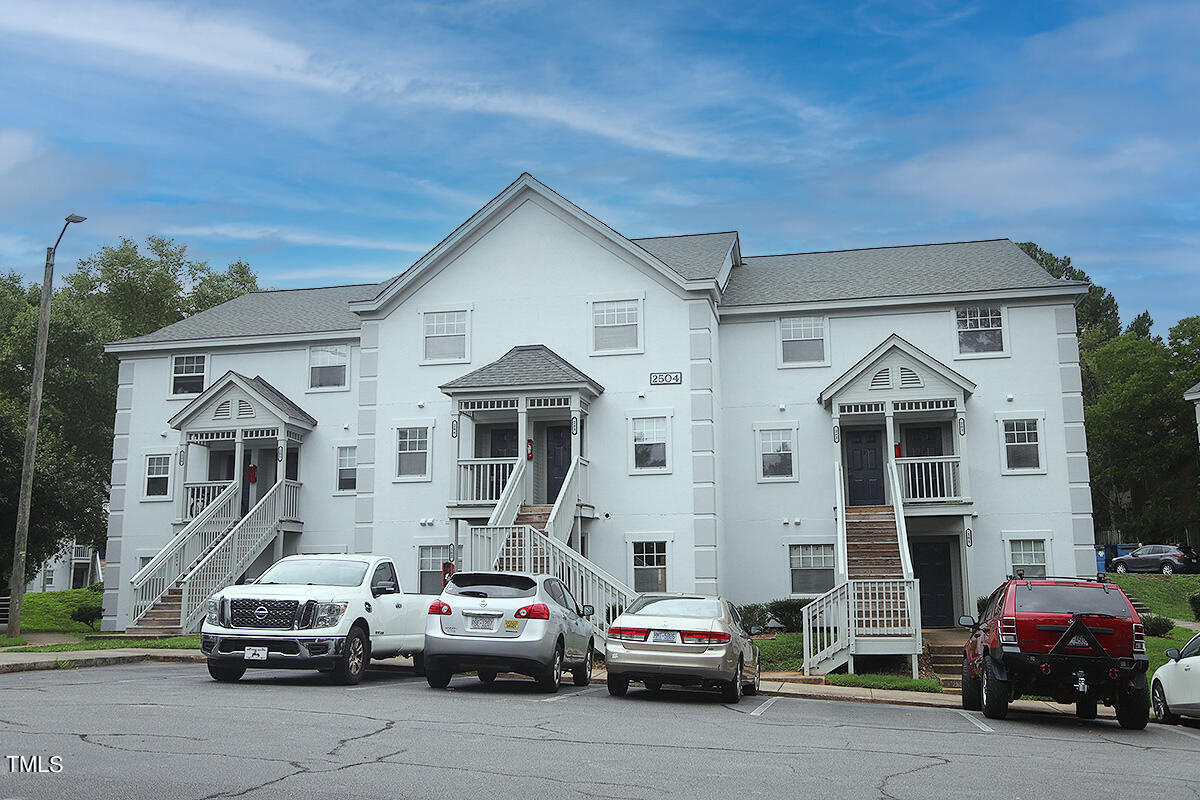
[100,174,1094,674]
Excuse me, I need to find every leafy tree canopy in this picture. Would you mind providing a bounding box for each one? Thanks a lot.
[1017,241,1121,344]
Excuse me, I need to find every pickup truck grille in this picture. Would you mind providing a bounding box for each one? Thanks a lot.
[229,599,299,629]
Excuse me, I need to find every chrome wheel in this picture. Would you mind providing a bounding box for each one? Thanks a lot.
[347,636,364,675]
[1161,562,1174,575]
[1153,682,1179,724]
[1115,563,1128,574]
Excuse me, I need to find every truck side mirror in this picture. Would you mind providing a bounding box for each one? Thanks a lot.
[958,615,977,629]
[372,580,397,597]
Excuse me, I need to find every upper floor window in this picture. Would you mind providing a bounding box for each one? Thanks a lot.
[779,316,827,366]
[397,427,431,480]
[145,454,170,498]
[591,298,643,354]
[171,355,205,395]
[756,425,797,481]
[956,305,1005,355]
[336,446,357,491]
[310,344,349,389]
[630,415,670,473]
[422,310,469,363]
[999,416,1045,473]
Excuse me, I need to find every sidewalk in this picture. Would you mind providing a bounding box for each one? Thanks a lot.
[0,647,204,674]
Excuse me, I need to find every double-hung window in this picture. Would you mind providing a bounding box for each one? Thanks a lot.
[171,355,205,395]
[632,541,667,592]
[955,305,1005,355]
[999,416,1045,473]
[591,299,642,354]
[336,446,357,491]
[310,344,349,389]
[397,427,430,479]
[145,455,170,498]
[418,545,460,594]
[756,426,796,481]
[422,310,469,363]
[1009,539,1046,578]
[630,415,669,472]
[779,316,827,366]
[789,544,835,594]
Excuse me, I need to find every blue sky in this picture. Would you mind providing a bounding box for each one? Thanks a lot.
[1,1,1196,332]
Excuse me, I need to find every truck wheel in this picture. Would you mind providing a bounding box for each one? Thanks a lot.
[207,661,246,683]
[1153,681,1180,724]
[721,660,743,704]
[536,642,564,693]
[426,667,452,689]
[1116,677,1150,730]
[981,658,1009,720]
[572,641,593,687]
[1076,698,1097,719]
[961,659,982,711]
[607,673,628,696]
[332,627,367,685]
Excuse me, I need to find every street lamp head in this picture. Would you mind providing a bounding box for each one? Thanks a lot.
[65,215,86,224]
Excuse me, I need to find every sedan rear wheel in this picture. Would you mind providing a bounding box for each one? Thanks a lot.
[537,642,563,693]
[607,673,628,696]
[721,660,743,704]
[743,657,760,696]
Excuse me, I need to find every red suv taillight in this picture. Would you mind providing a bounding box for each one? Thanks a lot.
[1000,617,1018,645]
[428,601,452,615]
[1133,623,1145,654]
[515,603,550,620]
[680,630,732,644]
[607,626,649,641]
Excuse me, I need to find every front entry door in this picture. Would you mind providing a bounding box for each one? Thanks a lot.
[490,427,518,459]
[845,429,885,506]
[912,540,955,627]
[545,425,571,504]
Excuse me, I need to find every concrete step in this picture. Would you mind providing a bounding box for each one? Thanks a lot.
[928,644,961,656]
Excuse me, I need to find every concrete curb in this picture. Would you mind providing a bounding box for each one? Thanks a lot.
[0,650,205,674]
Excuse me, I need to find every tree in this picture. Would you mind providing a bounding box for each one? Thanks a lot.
[1124,310,1158,341]
[1,239,260,584]
[1017,242,1121,343]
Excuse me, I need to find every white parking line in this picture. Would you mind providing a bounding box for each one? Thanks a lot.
[955,709,994,732]
[541,687,600,702]
[749,697,779,717]
[1167,726,1200,743]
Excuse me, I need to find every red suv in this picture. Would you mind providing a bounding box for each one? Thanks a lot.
[960,576,1150,728]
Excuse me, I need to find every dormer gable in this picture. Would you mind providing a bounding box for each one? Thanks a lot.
[819,335,976,408]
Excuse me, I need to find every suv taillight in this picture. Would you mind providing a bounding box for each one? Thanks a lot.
[428,601,452,615]
[1000,617,1018,645]
[515,603,550,620]
[680,630,732,644]
[607,626,649,641]
[1133,623,1145,654]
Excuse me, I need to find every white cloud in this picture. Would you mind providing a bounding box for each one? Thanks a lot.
[162,223,429,253]
[0,129,40,174]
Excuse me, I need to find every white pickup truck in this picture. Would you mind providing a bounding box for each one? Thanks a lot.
[200,553,438,684]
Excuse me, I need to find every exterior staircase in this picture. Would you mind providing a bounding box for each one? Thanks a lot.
[846,506,905,580]
[0,595,9,627]
[928,642,962,692]
[126,586,185,636]
[514,505,552,532]
[1119,592,1152,617]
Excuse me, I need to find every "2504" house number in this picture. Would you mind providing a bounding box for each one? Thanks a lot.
[649,372,683,385]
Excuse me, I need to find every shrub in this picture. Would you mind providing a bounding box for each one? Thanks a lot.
[1190,592,1200,622]
[1141,614,1175,638]
[767,598,810,633]
[87,582,104,594]
[977,596,989,618]
[69,605,103,631]
[736,603,770,631]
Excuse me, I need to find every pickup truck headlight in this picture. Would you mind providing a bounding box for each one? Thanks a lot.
[205,598,220,626]
[313,602,348,629]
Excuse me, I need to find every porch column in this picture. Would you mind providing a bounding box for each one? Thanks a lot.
[173,441,189,522]
[453,404,462,504]
[955,402,971,501]
[884,401,897,505]
[233,429,245,515]
[569,395,581,464]
[274,432,285,488]
[516,397,529,503]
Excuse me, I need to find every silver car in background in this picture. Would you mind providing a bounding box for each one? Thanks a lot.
[605,593,760,703]
[424,571,596,693]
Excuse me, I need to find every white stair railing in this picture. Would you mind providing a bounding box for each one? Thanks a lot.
[885,461,915,580]
[129,481,237,626]
[895,456,962,502]
[803,582,851,675]
[179,481,287,632]
[184,481,229,520]
[486,459,526,527]
[468,524,636,640]
[833,462,849,583]
[545,456,582,543]
[457,458,518,503]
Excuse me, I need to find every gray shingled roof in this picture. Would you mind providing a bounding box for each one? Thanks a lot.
[721,239,1085,306]
[630,232,738,281]
[440,345,604,394]
[235,372,318,425]
[112,284,377,345]
[1186,380,1200,399]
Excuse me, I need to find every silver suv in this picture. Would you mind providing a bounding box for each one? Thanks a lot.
[424,572,596,692]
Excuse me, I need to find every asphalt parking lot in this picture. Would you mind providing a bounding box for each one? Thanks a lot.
[2,662,1198,800]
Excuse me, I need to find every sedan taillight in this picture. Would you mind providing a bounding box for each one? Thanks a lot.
[680,630,732,645]
[428,601,452,615]
[607,626,649,641]
[515,603,550,620]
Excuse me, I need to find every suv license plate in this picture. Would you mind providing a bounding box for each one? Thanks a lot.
[1067,635,1089,647]
[652,630,676,643]
[244,646,267,661]
[468,616,493,631]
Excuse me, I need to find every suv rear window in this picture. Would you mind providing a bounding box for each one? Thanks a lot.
[626,596,723,618]
[445,574,537,598]
[1012,583,1131,617]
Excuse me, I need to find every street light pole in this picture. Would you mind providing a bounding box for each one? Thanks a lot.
[6,214,86,637]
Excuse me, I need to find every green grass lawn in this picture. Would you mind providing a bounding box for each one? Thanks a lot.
[0,635,28,648]
[757,633,805,671]
[824,673,944,693]
[1110,574,1200,621]
[11,635,201,653]
[17,588,105,632]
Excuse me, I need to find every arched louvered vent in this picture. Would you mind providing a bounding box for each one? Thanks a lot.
[869,367,892,390]
[237,399,254,418]
[899,366,923,388]
[213,400,231,420]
